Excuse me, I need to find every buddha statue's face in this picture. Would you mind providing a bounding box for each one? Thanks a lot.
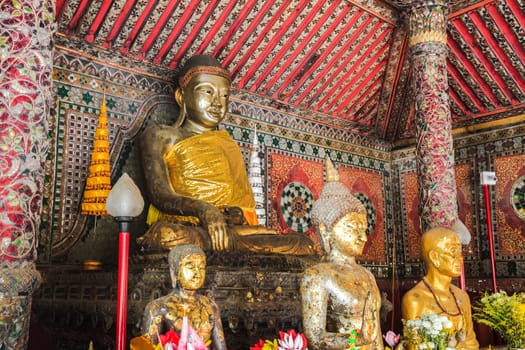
[431,233,463,277]
[182,73,230,128]
[330,212,368,256]
[178,253,206,291]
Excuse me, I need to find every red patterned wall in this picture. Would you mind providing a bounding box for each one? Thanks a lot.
[267,151,386,263]
[495,154,525,256]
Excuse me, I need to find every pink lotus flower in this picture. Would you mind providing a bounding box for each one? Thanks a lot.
[383,330,400,348]
[277,329,307,350]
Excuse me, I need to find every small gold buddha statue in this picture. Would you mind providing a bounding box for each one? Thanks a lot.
[401,227,479,349]
[136,244,227,349]
[300,157,384,350]
[138,54,314,256]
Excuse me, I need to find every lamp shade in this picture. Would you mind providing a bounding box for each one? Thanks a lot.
[106,173,144,218]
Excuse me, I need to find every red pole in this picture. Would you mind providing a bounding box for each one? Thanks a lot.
[116,229,130,350]
[483,184,498,293]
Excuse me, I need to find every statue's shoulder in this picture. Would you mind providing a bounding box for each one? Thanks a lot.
[303,262,333,277]
[402,281,428,303]
[145,293,181,310]
[141,124,184,146]
[143,123,181,137]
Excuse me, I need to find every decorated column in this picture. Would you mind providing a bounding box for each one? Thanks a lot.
[407,1,469,243]
[0,1,55,348]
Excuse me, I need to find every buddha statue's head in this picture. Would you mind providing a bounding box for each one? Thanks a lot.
[168,244,207,290]
[174,55,231,129]
[421,227,463,278]
[311,157,368,255]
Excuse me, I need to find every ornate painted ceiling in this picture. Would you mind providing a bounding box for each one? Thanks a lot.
[54,0,525,144]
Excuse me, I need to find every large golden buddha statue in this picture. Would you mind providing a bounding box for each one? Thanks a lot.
[138,55,314,255]
[401,227,479,350]
[300,158,383,350]
[132,244,227,349]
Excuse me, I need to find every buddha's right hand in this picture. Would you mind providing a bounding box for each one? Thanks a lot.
[199,204,230,251]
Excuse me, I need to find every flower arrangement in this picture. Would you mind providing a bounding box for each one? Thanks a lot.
[250,329,307,350]
[130,328,209,350]
[472,291,525,349]
[402,313,456,350]
[383,330,401,350]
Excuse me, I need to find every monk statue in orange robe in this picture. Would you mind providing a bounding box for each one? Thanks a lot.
[137,55,315,255]
[401,227,479,349]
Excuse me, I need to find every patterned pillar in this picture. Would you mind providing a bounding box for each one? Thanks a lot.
[0,1,55,348]
[407,1,464,236]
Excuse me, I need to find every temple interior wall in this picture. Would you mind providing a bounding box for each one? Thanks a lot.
[33,47,525,348]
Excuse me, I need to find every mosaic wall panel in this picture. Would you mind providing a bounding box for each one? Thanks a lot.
[494,154,525,256]
[393,124,525,280]
[43,52,175,260]
[266,152,324,250]
[44,49,393,269]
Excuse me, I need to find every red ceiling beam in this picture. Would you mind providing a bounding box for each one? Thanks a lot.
[120,1,158,54]
[451,18,516,103]
[229,1,292,79]
[238,0,310,89]
[267,0,346,97]
[448,0,495,18]
[486,3,525,80]
[212,0,259,59]
[136,0,181,60]
[469,11,525,96]
[66,0,91,34]
[168,0,220,68]
[381,32,408,139]
[446,59,485,111]
[103,0,138,48]
[354,89,381,122]
[465,102,525,120]
[222,1,275,67]
[447,37,500,107]
[507,0,525,30]
[56,0,67,21]
[391,69,413,139]
[448,84,469,116]
[334,62,385,115]
[85,0,114,43]
[342,76,381,118]
[296,16,380,106]
[255,0,338,93]
[283,9,366,103]
[317,27,390,111]
[154,0,201,65]
[195,0,240,56]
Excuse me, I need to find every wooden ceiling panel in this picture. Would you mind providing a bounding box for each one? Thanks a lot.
[55,0,525,143]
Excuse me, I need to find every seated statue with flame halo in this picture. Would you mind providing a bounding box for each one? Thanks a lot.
[300,157,383,350]
[401,227,479,350]
[138,55,314,255]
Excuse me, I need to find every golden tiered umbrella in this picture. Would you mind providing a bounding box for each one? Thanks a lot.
[81,94,111,216]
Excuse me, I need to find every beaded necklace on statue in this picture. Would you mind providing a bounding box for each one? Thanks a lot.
[422,278,463,317]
